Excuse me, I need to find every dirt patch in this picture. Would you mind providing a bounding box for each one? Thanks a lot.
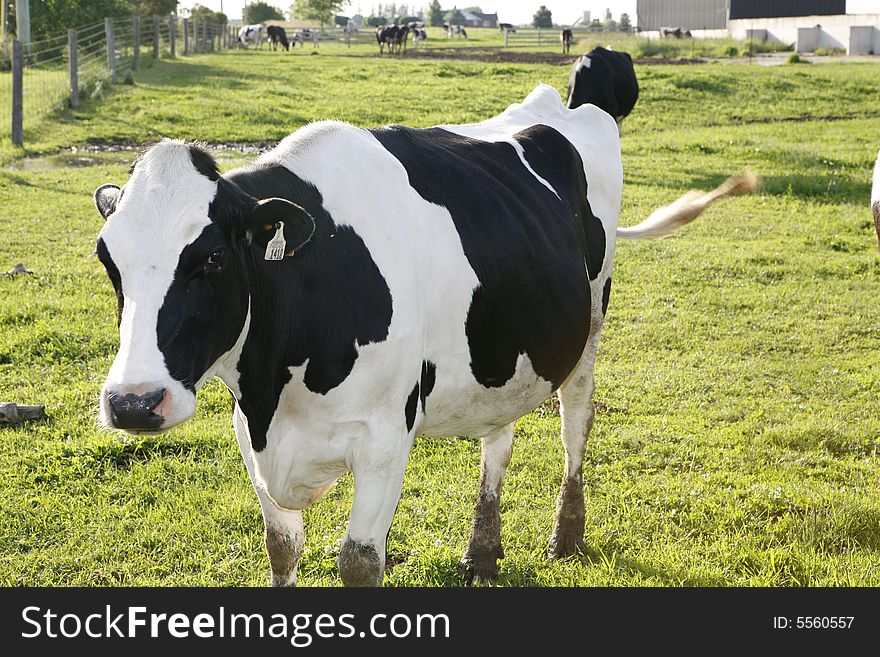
[393,47,704,66]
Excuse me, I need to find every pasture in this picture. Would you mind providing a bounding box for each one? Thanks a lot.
[1,48,880,586]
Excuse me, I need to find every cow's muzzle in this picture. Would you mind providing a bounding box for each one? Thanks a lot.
[107,388,167,431]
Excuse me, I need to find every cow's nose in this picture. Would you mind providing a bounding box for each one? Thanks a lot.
[107,388,166,431]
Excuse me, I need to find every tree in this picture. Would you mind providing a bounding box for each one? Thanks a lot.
[291,0,347,26]
[126,0,178,15]
[334,14,349,26]
[532,5,551,28]
[17,0,128,45]
[427,0,443,26]
[619,13,631,32]
[588,18,602,32]
[602,17,617,32]
[244,1,284,24]
[366,15,386,26]
[190,4,227,24]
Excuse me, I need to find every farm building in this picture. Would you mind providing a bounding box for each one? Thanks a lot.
[444,9,498,28]
[636,0,880,54]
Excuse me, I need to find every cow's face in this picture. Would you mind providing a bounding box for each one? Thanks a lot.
[94,140,314,434]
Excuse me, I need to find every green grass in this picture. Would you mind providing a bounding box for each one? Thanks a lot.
[1,50,880,586]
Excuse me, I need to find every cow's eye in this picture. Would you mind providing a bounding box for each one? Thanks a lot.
[204,249,224,272]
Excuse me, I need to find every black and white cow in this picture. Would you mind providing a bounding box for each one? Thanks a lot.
[93,85,756,586]
[238,23,264,49]
[566,46,639,126]
[266,25,289,51]
[375,24,398,54]
[560,28,573,54]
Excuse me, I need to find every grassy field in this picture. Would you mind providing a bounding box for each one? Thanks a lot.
[1,49,880,586]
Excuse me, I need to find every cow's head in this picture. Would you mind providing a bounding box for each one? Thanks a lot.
[94,140,314,433]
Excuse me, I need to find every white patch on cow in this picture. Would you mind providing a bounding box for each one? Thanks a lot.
[98,139,216,430]
[582,55,592,68]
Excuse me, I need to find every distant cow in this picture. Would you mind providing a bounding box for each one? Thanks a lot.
[661,26,688,38]
[266,25,289,51]
[412,27,427,46]
[566,46,639,126]
[238,23,264,48]
[445,23,467,39]
[92,84,755,587]
[376,24,398,54]
[293,28,315,48]
[560,28,573,53]
[499,22,516,32]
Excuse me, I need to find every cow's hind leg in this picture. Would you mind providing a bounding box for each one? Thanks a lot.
[549,326,602,559]
[460,422,514,583]
[234,406,304,586]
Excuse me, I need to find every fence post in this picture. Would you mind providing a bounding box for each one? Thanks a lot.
[169,15,176,57]
[183,18,189,55]
[132,16,140,71]
[105,18,116,83]
[68,29,78,108]
[503,27,508,47]
[11,39,22,145]
[537,27,541,47]
[153,16,160,60]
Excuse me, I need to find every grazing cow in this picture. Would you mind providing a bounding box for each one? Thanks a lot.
[238,23,265,49]
[413,27,427,45]
[560,28,573,53]
[266,25,289,51]
[499,22,516,32]
[92,84,756,586]
[445,23,467,39]
[661,26,684,38]
[566,46,639,126]
[292,28,315,48]
[873,151,880,250]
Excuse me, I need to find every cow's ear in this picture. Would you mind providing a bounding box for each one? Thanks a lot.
[247,197,316,255]
[94,184,121,219]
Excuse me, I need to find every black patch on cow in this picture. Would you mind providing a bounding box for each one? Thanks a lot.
[188,144,221,181]
[215,164,393,452]
[156,223,249,392]
[567,47,639,120]
[601,277,612,316]
[96,238,124,327]
[405,382,419,433]
[513,125,606,280]
[371,125,591,390]
[419,360,436,412]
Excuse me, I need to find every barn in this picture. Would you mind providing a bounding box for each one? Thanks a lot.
[635,0,880,54]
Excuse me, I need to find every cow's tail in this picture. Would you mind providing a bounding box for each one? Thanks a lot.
[872,150,880,250]
[616,171,759,240]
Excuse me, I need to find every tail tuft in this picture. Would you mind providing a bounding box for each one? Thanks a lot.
[617,171,760,240]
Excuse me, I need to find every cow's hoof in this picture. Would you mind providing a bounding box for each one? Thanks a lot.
[459,545,503,584]
[338,539,382,587]
[547,530,585,560]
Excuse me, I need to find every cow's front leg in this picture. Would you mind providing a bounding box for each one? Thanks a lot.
[234,406,304,586]
[459,422,514,583]
[339,444,411,587]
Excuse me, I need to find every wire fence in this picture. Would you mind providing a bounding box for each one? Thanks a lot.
[0,15,228,145]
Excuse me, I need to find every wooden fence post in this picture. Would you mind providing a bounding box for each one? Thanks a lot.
[11,40,22,145]
[132,16,140,71]
[503,27,509,47]
[68,29,78,109]
[169,15,176,57]
[153,16,160,60]
[105,18,116,83]
[183,18,189,55]
[537,27,542,47]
